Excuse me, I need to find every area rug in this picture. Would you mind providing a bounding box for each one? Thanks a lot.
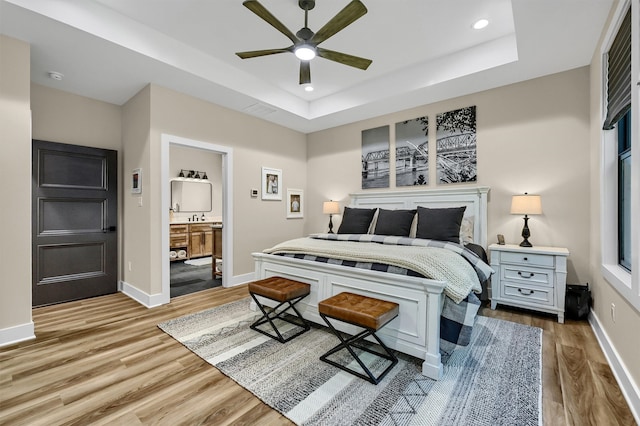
[158,298,542,425]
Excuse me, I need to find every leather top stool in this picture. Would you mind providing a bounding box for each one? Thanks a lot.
[248,276,311,343]
[318,292,399,385]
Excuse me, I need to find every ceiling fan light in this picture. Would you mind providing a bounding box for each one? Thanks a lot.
[295,45,316,61]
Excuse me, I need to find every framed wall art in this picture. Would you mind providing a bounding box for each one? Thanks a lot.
[436,105,477,184]
[131,168,142,194]
[396,116,429,186]
[261,167,282,200]
[361,125,390,189]
[286,188,303,219]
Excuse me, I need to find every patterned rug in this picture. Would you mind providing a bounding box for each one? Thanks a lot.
[158,298,542,425]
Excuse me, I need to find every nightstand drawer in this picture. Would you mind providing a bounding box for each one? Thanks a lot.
[500,251,554,268]
[502,282,553,306]
[502,266,551,287]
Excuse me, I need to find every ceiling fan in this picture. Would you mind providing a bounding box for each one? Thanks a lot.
[235,0,372,85]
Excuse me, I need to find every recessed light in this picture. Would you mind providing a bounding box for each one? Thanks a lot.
[472,19,489,30]
[304,85,314,92]
[48,71,64,81]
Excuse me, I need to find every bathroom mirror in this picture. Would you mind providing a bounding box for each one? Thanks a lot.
[170,179,212,212]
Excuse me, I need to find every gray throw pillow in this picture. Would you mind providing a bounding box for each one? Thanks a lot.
[416,206,466,243]
[337,207,377,234]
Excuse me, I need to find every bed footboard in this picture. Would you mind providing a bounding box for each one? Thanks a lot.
[253,252,445,380]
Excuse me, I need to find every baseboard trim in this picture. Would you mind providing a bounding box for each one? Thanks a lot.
[0,321,35,347]
[120,281,168,308]
[589,310,640,424]
[225,272,254,287]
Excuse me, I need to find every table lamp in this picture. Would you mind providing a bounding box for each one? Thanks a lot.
[322,201,340,234]
[510,193,542,247]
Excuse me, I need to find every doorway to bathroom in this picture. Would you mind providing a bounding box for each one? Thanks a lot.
[169,144,223,297]
[161,134,233,302]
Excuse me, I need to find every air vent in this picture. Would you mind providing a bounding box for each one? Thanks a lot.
[242,103,277,117]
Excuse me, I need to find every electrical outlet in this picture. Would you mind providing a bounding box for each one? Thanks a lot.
[128,261,132,272]
[611,303,616,323]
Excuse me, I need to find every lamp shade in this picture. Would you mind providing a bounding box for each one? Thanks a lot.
[323,201,340,215]
[510,194,542,215]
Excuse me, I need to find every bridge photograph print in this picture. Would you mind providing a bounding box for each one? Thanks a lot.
[361,125,390,189]
[395,116,429,187]
[436,105,477,184]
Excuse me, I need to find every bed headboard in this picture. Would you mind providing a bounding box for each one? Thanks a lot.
[349,186,490,248]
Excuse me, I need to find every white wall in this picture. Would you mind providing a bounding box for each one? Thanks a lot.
[0,35,32,344]
[307,68,591,286]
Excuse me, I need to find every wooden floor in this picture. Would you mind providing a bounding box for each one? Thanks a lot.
[1,286,636,426]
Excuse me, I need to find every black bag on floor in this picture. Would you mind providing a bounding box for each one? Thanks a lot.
[565,283,591,320]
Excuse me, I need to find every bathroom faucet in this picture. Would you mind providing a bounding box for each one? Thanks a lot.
[192,214,198,222]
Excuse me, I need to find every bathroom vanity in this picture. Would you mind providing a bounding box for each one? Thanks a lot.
[169,221,222,261]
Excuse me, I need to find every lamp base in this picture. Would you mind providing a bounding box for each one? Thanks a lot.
[327,214,334,234]
[519,239,533,247]
[519,215,532,247]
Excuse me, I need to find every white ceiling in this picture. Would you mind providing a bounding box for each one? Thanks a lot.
[1,0,612,133]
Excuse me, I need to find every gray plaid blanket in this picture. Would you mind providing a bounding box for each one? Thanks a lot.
[310,233,494,283]
[268,234,493,353]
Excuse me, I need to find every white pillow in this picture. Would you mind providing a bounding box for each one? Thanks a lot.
[459,217,475,244]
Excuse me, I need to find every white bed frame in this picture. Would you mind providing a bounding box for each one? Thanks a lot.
[252,186,489,380]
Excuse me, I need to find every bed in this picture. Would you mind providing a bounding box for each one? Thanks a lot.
[252,186,491,380]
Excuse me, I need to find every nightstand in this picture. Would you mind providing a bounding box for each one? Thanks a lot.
[489,244,570,323]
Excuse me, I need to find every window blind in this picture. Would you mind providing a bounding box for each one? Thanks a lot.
[603,8,631,130]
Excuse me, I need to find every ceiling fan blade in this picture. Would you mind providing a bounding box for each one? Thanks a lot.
[317,48,372,70]
[243,0,299,44]
[236,47,292,59]
[300,61,311,85]
[310,0,367,45]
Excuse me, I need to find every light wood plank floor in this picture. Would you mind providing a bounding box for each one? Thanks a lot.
[1,286,636,425]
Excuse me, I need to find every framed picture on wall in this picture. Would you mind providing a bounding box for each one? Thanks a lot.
[131,168,142,194]
[436,105,477,184]
[286,188,303,219]
[261,167,282,200]
[362,125,390,189]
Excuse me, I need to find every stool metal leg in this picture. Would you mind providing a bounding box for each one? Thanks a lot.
[319,313,398,385]
[250,292,311,343]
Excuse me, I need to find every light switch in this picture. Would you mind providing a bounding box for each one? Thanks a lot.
[137,197,143,207]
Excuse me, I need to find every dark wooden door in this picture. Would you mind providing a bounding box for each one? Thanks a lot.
[32,140,118,307]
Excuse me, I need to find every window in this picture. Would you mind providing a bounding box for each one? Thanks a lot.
[618,110,631,271]
[601,0,638,312]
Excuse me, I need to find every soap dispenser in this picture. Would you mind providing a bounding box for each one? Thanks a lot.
[201,213,205,221]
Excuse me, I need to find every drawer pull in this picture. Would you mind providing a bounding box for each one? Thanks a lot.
[518,288,534,296]
[523,257,528,261]
[517,271,535,278]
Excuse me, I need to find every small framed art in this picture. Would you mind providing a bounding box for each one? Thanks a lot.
[287,189,303,219]
[131,168,142,194]
[261,167,282,200]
